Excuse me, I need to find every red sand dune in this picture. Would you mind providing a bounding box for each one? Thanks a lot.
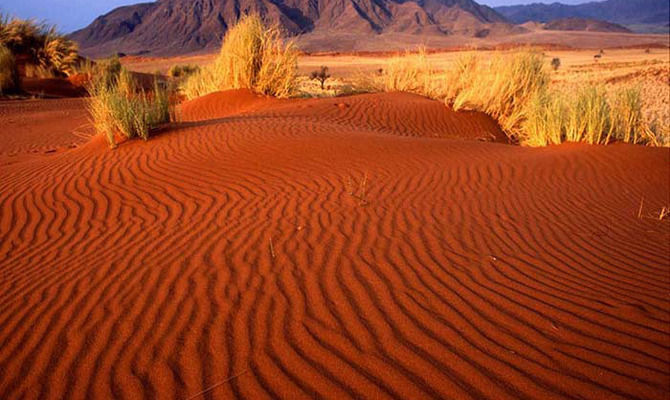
[0,89,669,399]
[0,98,92,158]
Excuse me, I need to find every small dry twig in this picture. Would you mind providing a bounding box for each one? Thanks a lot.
[346,172,369,206]
[185,370,248,399]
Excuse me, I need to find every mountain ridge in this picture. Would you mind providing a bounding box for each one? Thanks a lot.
[69,0,514,57]
[495,0,669,30]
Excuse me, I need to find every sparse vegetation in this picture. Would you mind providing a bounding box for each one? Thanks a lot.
[183,14,298,100]
[168,64,200,79]
[367,48,436,96]
[551,57,561,71]
[519,84,653,146]
[0,44,19,94]
[0,15,79,78]
[87,67,174,148]
[357,48,666,147]
[310,66,331,90]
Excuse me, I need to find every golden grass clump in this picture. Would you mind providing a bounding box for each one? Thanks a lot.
[87,68,174,148]
[183,14,298,100]
[376,48,437,96]
[572,85,611,144]
[39,30,79,76]
[608,86,644,144]
[0,15,79,77]
[449,50,548,139]
[0,44,18,95]
[521,91,566,146]
[519,84,655,146]
[351,49,665,147]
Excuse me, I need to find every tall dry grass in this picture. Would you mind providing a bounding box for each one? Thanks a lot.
[520,85,651,146]
[367,50,548,141]
[366,49,662,147]
[448,51,548,139]
[608,86,644,144]
[0,15,79,77]
[87,67,174,148]
[0,44,18,94]
[521,91,565,146]
[183,14,298,100]
[376,48,436,95]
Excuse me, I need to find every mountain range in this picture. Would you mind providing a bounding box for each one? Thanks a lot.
[495,0,669,28]
[70,0,669,57]
[70,0,514,56]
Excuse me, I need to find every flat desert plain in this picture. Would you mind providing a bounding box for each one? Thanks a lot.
[1,49,669,399]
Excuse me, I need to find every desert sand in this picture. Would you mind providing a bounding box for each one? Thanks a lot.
[0,86,668,399]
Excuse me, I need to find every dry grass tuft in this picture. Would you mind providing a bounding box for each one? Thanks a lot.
[0,15,79,77]
[87,67,174,148]
[378,48,436,95]
[521,84,653,146]
[521,90,565,146]
[183,14,298,99]
[448,50,548,140]
[358,48,665,147]
[0,44,18,94]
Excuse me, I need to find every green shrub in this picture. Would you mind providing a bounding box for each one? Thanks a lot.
[183,14,298,99]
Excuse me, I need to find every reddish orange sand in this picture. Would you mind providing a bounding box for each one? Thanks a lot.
[1,90,669,399]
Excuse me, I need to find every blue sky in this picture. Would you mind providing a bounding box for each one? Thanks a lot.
[0,0,595,33]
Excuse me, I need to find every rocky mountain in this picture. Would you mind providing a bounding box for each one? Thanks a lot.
[543,18,632,33]
[69,0,513,56]
[495,0,669,30]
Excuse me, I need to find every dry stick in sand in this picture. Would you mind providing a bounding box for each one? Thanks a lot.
[185,370,248,400]
[346,172,369,206]
[269,237,276,259]
[637,197,645,219]
[359,172,368,199]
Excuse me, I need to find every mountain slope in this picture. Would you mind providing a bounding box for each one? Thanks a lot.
[70,0,512,56]
[496,0,669,27]
[543,18,632,33]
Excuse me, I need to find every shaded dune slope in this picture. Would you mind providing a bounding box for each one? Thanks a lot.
[0,90,669,399]
[181,90,508,142]
[0,98,92,158]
